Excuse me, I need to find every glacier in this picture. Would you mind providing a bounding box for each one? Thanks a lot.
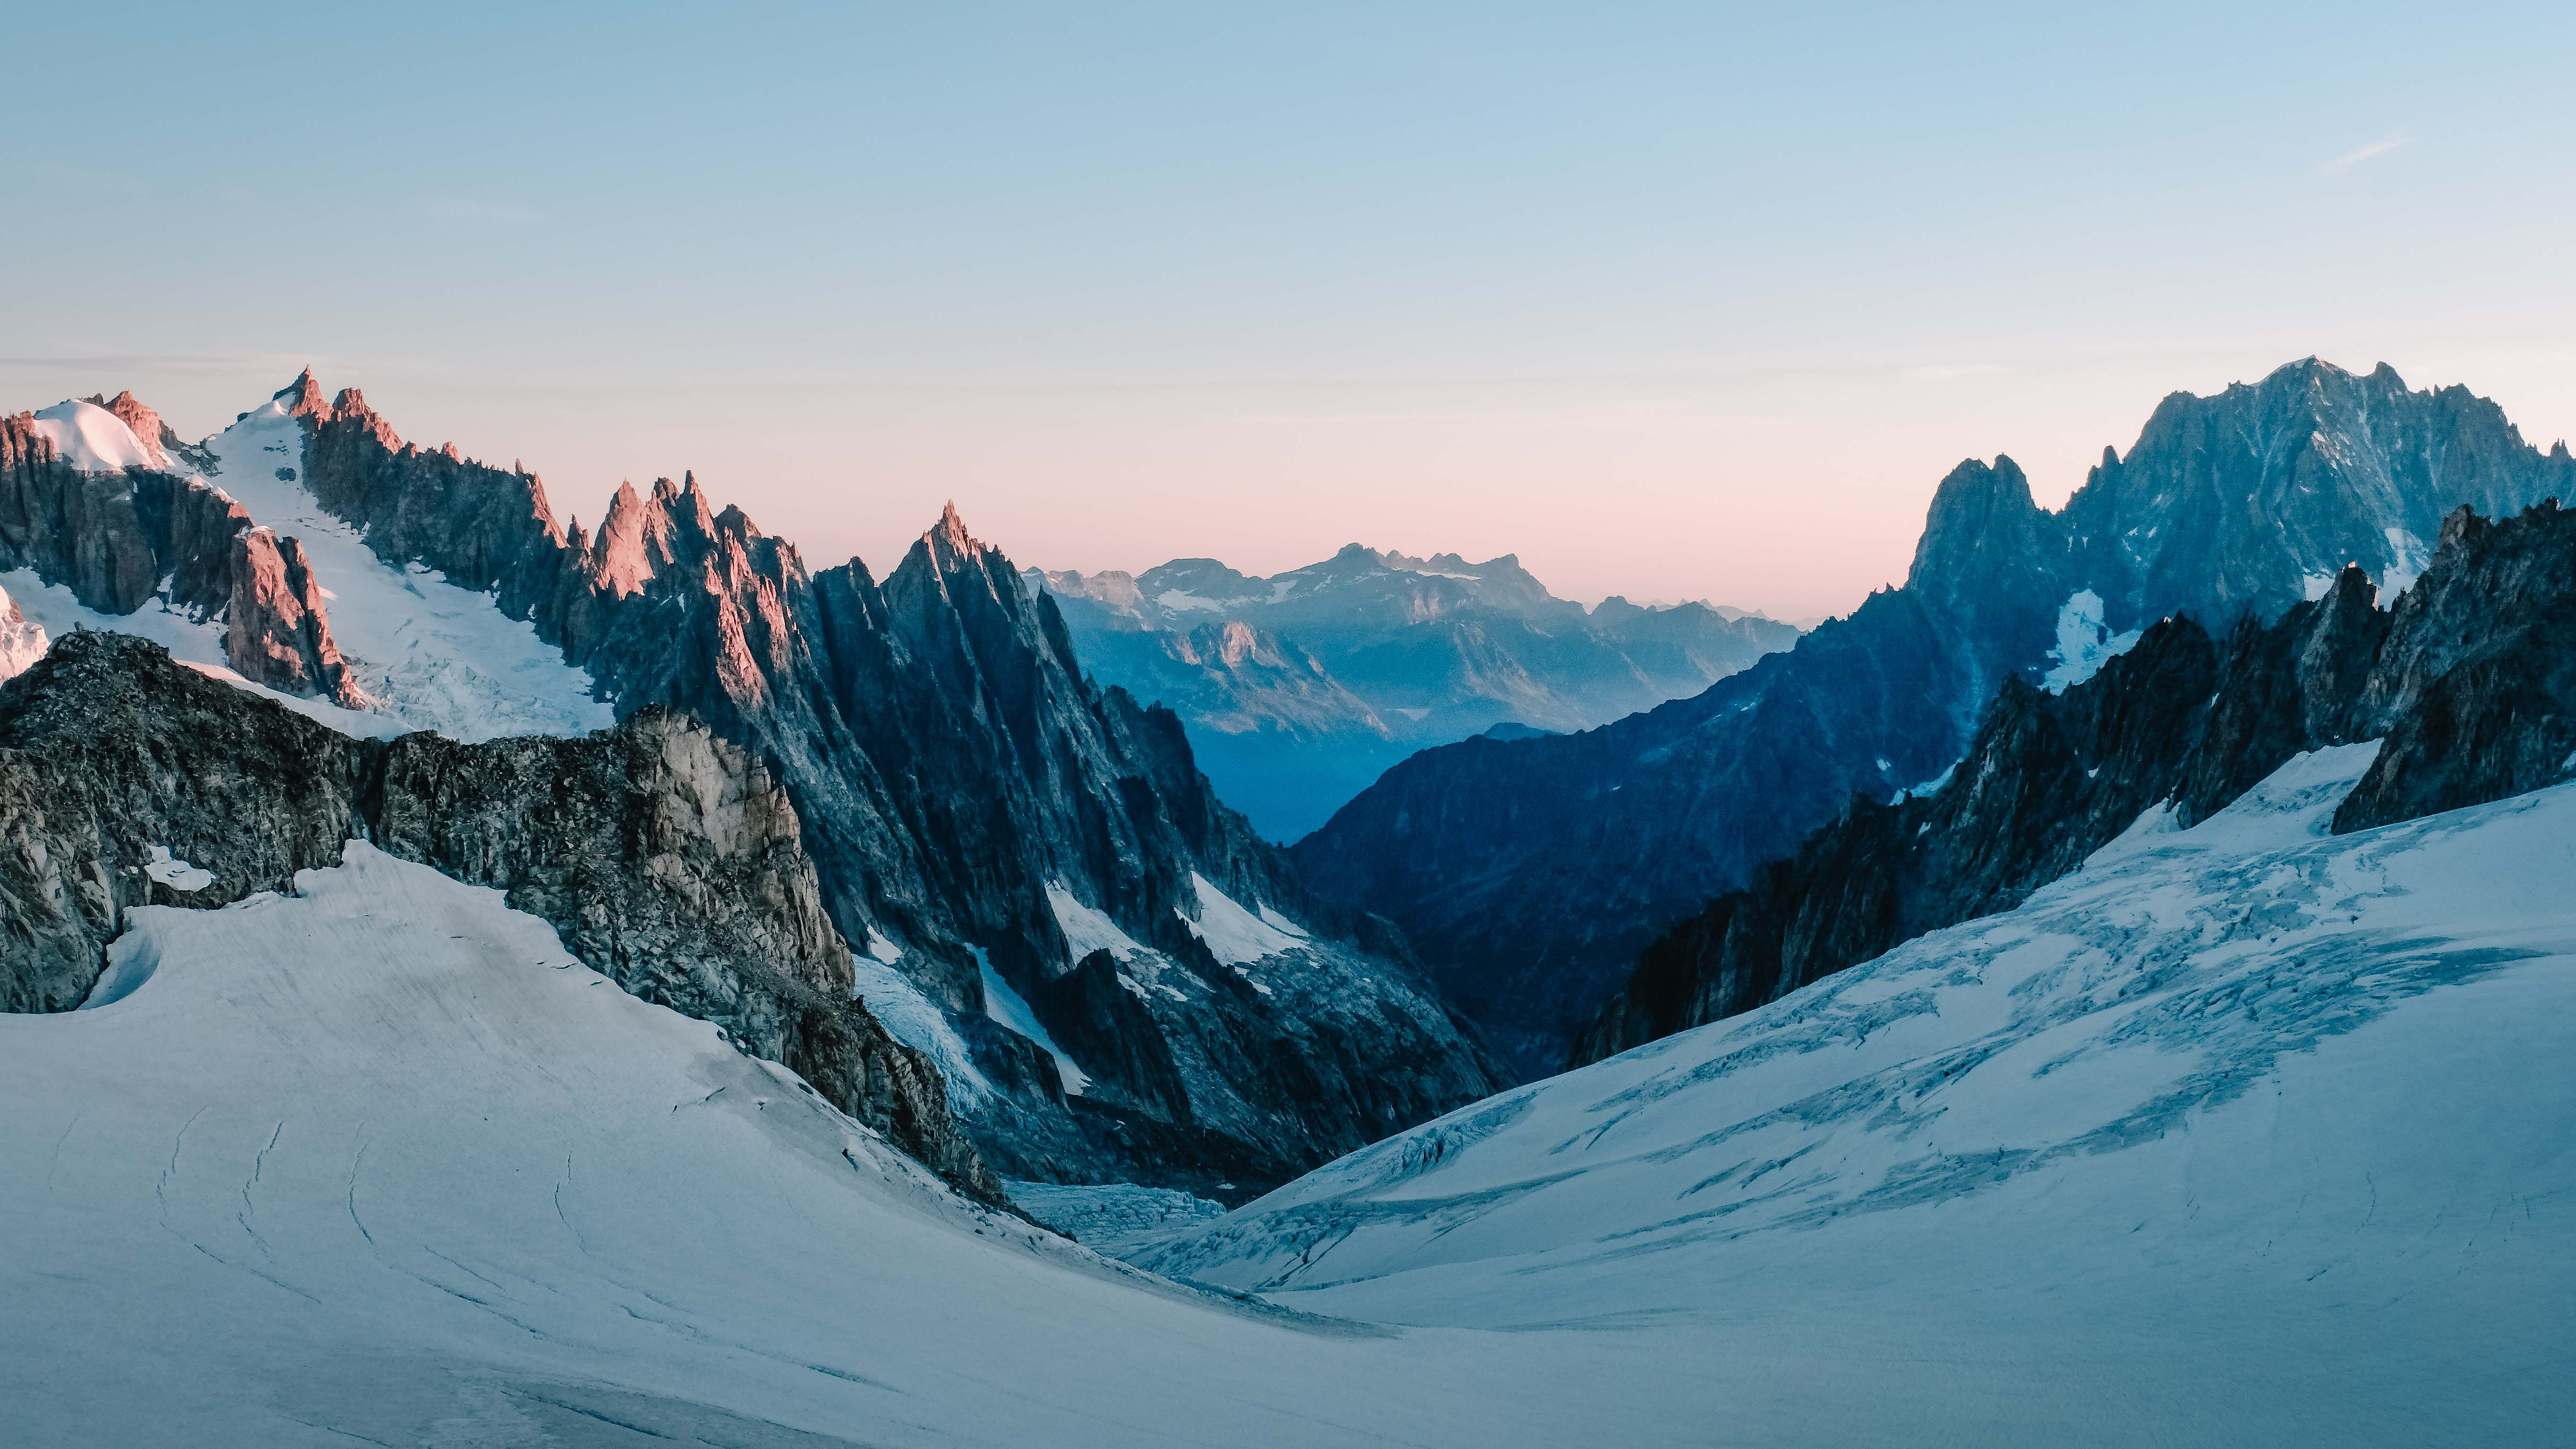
[0,845,1704,1447]
[4,745,2569,1443]
[1140,745,2576,1444]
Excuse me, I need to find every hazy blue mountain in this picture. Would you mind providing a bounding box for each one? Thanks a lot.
[1032,546,1799,838]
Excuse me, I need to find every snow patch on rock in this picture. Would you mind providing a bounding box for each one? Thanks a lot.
[1047,882,1148,963]
[1178,872,1305,966]
[849,949,996,1114]
[0,584,48,681]
[141,845,215,893]
[978,949,1090,1095]
[2040,588,2143,693]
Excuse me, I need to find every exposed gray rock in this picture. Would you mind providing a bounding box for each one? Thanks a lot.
[1303,358,2576,1075]
[247,375,1505,1195]
[0,631,997,1199]
[1573,498,2576,1065]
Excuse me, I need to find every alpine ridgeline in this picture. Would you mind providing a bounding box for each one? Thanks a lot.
[1574,495,2576,1063]
[0,376,1505,1200]
[1033,548,1798,839]
[1295,358,2576,1074]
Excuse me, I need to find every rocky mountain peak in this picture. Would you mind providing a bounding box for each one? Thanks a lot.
[1572,491,2576,1068]
[78,390,171,469]
[326,386,402,452]
[278,368,331,422]
[1301,358,2576,1073]
[928,500,982,558]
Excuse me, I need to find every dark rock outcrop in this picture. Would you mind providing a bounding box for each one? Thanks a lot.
[2332,502,2576,831]
[260,375,1505,1195]
[0,631,997,1198]
[0,633,372,1012]
[1303,359,2576,1075]
[1573,498,2576,1065]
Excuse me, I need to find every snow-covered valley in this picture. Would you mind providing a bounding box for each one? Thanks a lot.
[5,739,2571,1444]
[0,847,1682,1448]
[1140,745,2576,1442]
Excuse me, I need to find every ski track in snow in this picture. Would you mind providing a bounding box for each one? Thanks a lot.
[1,845,1737,1448]
[3,751,2569,1443]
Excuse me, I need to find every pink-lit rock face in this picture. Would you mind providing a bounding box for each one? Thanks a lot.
[223,526,368,708]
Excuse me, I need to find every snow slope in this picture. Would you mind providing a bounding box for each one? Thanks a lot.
[189,397,616,740]
[0,582,48,680]
[1,568,411,739]
[1145,746,2576,1444]
[0,844,1744,1448]
[5,391,613,741]
[1179,871,1306,966]
[25,399,158,472]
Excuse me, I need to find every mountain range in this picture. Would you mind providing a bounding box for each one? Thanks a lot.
[1294,358,2576,1074]
[0,377,1505,1203]
[1575,493,2576,1063]
[1034,547,1799,839]
[5,358,2575,1445]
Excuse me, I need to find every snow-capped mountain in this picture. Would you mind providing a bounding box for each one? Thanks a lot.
[1034,545,1799,839]
[7,365,2575,1448]
[1138,742,2576,1443]
[1574,496,2576,1064]
[0,375,1505,1199]
[1296,358,2576,1075]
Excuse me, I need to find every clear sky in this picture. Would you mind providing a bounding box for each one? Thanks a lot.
[7,2,2573,618]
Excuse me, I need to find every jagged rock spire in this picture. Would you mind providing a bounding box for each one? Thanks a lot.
[277,368,332,422]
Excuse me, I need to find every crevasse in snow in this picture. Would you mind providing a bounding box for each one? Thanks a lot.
[1132,747,2576,1444]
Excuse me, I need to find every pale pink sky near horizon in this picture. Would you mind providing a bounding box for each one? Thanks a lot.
[6,342,2571,622]
[10,7,2575,622]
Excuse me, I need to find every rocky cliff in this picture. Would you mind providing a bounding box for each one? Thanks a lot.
[1,402,366,706]
[0,373,1505,1198]
[1299,358,2576,1075]
[0,631,997,1196]
[1572,497,2576,1064]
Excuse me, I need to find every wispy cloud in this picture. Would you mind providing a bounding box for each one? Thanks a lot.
[2320,135,2412,174]
[1901,364,2015,381]
[415,196,551,225]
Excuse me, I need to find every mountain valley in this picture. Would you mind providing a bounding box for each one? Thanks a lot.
[3,359,2573,1447]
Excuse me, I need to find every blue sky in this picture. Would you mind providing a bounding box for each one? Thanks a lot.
[8,2,2573,614]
